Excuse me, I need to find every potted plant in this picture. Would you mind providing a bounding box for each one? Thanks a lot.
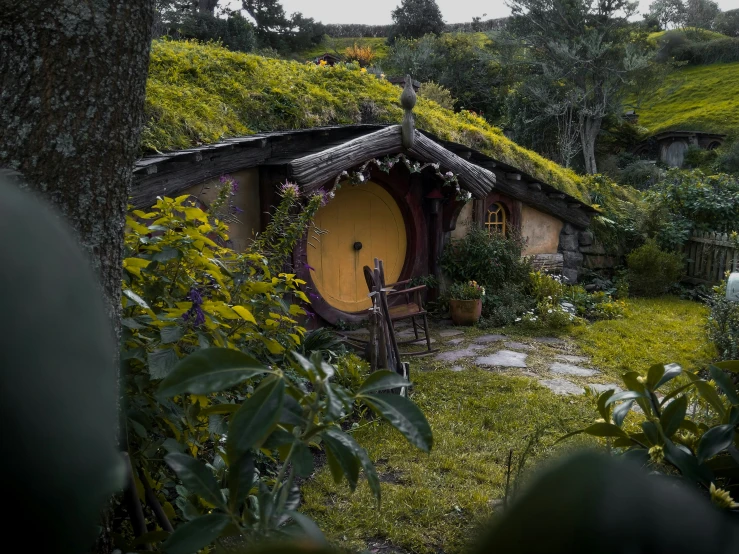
[448,280,485,325]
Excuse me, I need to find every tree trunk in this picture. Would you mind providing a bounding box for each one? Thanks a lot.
[580,115,602,175]
[198,0,219,14]
[0,3,153,549]
[0,0,153,336]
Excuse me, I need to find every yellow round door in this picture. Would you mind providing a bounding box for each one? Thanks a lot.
[308,181,407,313]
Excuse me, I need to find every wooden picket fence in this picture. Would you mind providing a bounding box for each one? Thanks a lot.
[683,231,738,284]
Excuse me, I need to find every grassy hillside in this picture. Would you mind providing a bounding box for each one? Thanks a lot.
[144,39,592,201]
[637,62,739,136]
[294,36,390,63]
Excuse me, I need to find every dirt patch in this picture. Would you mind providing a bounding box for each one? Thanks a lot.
[365,538,412,554]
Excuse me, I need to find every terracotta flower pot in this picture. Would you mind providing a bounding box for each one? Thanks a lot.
[449,298,482,326]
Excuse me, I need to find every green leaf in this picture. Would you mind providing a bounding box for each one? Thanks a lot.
[604,390,645,407]
[153,247,181,262]
[121,317,147,330]
[322,431,360,490]
[157,348,268,398]
[227,377,285,462]
[696,424,736,463]
[123,288,151,311]
[228,453,255,511]
[324,382,344,419]
[654,363,682,390]
[581,422,629,439]
[359,393,433,452]
[612,400,634,428]
[712,360,739,373]
[162,513,230,554]
[165,453,225,508]
[148,348,180,380]
[291,442,315,478]
[663,439,711,485]
[597,389,615,421]
[708,365,739,406]
[285,510,327,546]
[324,428,381,502]
[646,363,665,391]
[160,325,184,345]
[642,421,661,446]
[694,381,726,417]
[660,395,687,438]
[660,382,696,406]
[358,370,411,394]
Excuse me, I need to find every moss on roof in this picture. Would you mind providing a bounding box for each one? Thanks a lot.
[636,62,739,137]
[144,40,590,201]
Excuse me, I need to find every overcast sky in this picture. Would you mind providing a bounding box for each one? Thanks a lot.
[225,0,739,25]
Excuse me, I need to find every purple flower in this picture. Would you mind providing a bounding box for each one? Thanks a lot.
[183,287,205,327]
[231,205,244,214]
[280,181,300,198]
[308,292,320,300]
[303,262,316,272]
[313,189,329,207]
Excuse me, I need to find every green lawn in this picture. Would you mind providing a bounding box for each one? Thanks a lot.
[637,62,739,136]
[301,296,714,553]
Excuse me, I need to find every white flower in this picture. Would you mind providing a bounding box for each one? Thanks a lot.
[547,309,553,313]
[515,317,522,322]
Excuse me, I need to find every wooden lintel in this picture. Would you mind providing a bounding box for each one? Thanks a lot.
[568,203,582,209]
[528,182,541,191]
[506,172,522,180]
[548,193,566,199]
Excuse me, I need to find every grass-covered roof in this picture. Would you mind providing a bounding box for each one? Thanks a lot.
[143,40,590,201]
[637,62,739,137]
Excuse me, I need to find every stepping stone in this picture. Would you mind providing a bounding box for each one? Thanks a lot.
[475,350,528,368]
[474,334,507,344]
[556,354,590,363]
[439,329,465,337]
[396,329,419,339]
[394,321,410,330]
[533,337,566,345]
[549,362,599,377]
[437,319,454,326]
[434,344,483,363]
[406,337,437,345]
[539,379,584,396]
[504,341,535,351]
[587,383,623,394]
[447,338,464,346]
[450,365,465,372]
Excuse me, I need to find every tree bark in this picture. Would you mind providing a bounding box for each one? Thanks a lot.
[198,0,219,14]
[580,115,602,175]
[0,4,153,549]
[0,0,153,336]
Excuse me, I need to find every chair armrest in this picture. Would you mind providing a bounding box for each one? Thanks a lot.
[386,285,426,297]
[386,279,412,288]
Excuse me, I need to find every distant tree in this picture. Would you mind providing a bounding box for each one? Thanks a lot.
[647,0,687,30]
[684,0,720,30]
[714,8,739,37]
[242,0,324,51]
[390,0,445,41]
[505,0,651,174]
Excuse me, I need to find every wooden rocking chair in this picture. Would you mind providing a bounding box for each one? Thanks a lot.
[363,264,435,355]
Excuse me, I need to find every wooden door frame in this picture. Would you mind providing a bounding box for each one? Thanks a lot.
[295,164,428,326]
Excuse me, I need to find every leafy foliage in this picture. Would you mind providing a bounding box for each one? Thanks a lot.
[417,81,455,110]
[448,280,485,300]
[708,280,739,361]
[390,0,445,41]
[626,238,685,296]
[562,359,739,510]
[119,185,433,550]
[388,33,508,120]
[343,43,376,67]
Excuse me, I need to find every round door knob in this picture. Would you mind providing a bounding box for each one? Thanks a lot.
[353,241,363,251]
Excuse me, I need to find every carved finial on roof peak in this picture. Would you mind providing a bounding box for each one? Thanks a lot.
[401,74,416,149]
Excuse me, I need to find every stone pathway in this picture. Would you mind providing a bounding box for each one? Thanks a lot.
[476,350,528,368]
[429,331,616,398]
